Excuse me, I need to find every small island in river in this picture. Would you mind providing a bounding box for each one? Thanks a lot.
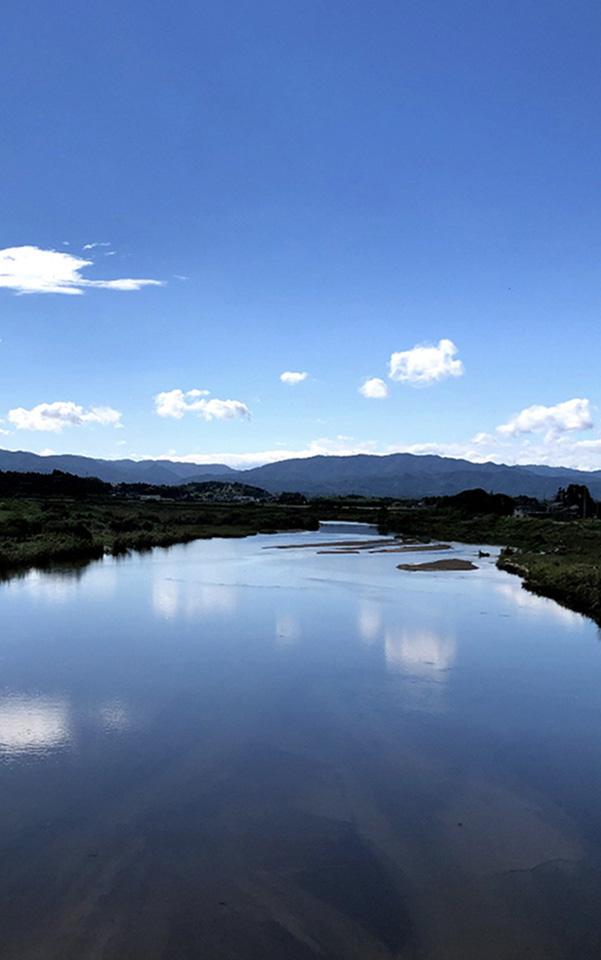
[1,471,601,626]
[397,558,478,571]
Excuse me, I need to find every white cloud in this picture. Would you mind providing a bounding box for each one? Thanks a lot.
[136,436,380,469]
[0,246,162,295]
[82,242,111,250]
[117,396,600,475]
[155,389,250,422]
[127,420,601,473]
[359,377,390,399]
[280,371,308,385]
[8,401,122,433]
[396,433,601,472]
[497,398,594,439]
[389,339,464,386]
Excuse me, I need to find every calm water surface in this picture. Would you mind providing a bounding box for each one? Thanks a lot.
[1,524,601,959]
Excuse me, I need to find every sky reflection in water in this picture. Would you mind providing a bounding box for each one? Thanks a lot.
[1,528,601,958]
[0,694,72,759]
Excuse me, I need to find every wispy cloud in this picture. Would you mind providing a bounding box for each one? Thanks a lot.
[155,389,251,421]
[280,371,308,385]
[8,401,122,433]
[0,246,163,295]
[138,436,379,469]
[399,434,601,472]
[389,339,463,386]
[496,398,594,439]
[82,242,111,251]
[359,377,389,399]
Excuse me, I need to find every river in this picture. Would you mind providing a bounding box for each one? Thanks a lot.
[1,524,601,959]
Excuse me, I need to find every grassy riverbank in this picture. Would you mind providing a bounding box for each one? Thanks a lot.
[2,478,601,627]
[379,504,601,625]
[0,498,319,575]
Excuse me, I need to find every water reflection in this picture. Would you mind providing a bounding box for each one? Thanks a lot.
[384,627,456,713]
[14,569,83,604]
[0,692,141,759]
[7,563,116,603]
[152,576,238,619]
[188,583,237,615]
[1,532,601,956]
[494,579,585,627]
[275,614,301,646]
[152,578,180,619]
[357,600,382,643]
[0,694,72,758]
[96,699,132,734]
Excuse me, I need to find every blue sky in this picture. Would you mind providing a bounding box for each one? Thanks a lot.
[1,0,600,469]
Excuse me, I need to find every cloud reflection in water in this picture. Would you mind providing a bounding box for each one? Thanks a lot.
[152,576,238,620]
[188,583,237,615]
[495,580,584,628]
[0,695,72,758]
[152,578,180,619]
[385,627,456,714]
[358,601,382,643]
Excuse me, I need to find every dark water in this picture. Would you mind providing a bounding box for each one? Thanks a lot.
[1,524,601,959]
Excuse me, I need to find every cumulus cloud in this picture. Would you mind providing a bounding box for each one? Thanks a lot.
[497,398,594,439]
[8,401,122,433]
[389,339,464,386]
[280,371,308,385]
[126,395,601,474]
[155,389,250,421]
[0,246,162,295]
[359,377,390,399]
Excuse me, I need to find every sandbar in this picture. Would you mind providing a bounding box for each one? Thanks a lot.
[397,558,478,572]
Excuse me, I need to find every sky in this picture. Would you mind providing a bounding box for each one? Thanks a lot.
[1,0,601,471]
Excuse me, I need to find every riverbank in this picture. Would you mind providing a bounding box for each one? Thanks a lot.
[2,493,601,627]
[379,508,601,626]
[0,498,319,575]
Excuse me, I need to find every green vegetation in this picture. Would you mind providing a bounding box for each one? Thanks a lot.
[2,470,601,626]
[375,488,601,625]
[0,476,319,575]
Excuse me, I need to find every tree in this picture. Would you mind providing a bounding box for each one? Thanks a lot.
[555,484,596,519]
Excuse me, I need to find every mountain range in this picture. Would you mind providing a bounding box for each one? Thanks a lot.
[1,447,600,499]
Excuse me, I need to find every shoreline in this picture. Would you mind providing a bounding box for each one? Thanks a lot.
[2,497,600,628]
[0,499,320,579]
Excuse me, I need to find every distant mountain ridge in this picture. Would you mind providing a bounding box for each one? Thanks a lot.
[0,449,234,485]
[1,448,600,499]
[208,453,601,499]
